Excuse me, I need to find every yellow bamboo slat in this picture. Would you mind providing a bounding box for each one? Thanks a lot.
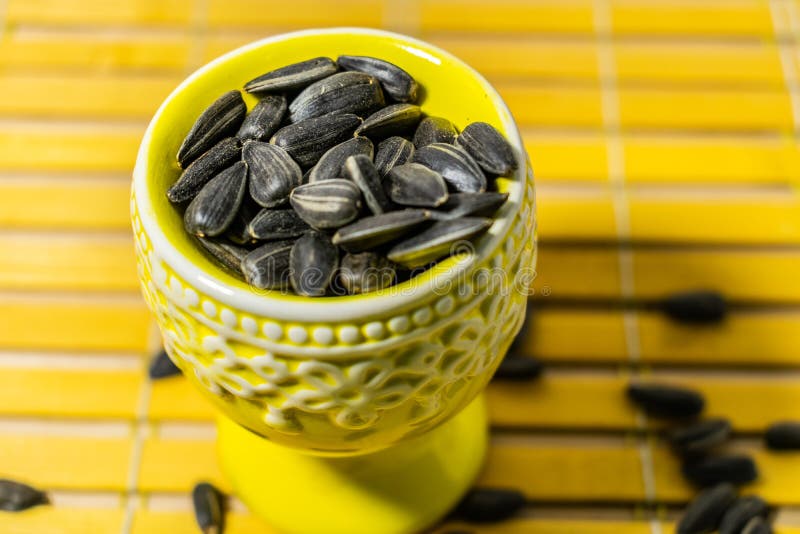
[0,234,138,291]
[0,179,131,229]
[609,0,775,37]
[619,88,794,131]
[531,246,621,299]
[0,435,131,490]
[628,195,800,245]
[525,135,608,182]
[419,0,595,34]
[623,136,800,184]
[0,73,178,118]
[0,367,142,419]
[0,296,150,352]
[206,0,385,28]
[498,84,603,127]
[435,520,653,534]
[534,191,617,242]
[0,508,125,534]
[0,127,141,172]
[131,511,276,534]
[148,377,216,421]
[521,309,628,361]
[138,437,227,492]
[614,42,785,87]
[0,31,190,71]
[6,0,193,26]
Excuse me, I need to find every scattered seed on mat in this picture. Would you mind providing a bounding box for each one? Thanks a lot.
[719,495,769,534]
[682,455,758,487]
[741,516,773,534]
[452,488,526,523]
[492,356,542,381]
[764,421,800,450]
[626,382,705,419]
[148,348,182,379]
[669,418,732,457]
[192,481,226,534]
[676,482,737,534]
[0,479,49,512]
[660,290,727,325]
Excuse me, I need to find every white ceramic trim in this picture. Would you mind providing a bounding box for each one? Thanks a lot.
[133,27,526,322]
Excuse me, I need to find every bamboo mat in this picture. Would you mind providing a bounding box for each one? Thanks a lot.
[3,0,800,532]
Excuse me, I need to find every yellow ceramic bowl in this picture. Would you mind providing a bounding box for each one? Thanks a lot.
[132,28,536,455]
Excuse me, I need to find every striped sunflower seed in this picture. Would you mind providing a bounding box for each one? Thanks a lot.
[453,488,526,523]
[242,239,294,290]
[243,141,302,208]
[192,481,226,534]
[682,455,758,487]
[289,179,362,230]
[244,57,338,94]
[236,94,287,141]
[338,252,395,294]
[167,137,242,203]
[224,196,260,245]
[247,208,310,240]
[414,142,487,193]
[431,192,509,220]
[374,136,415,177]
[741,517,772,534]
[0,479,49,512]
[196,236,249,278]
[354,103,422,139]
[184,161,248,237]
[288,71,385,123]
[676,483,736,534]
[270,112,362,167]
[493,356,543,381]
[387,217,492,268]
[626,382,705,419]
[385,163,448,208]
[332,209,431,252]
[345,154,392,214]
[148,348,181,379]
[457,122,518,176]
[661,290,727,325]
[669,418,731,457]
[290,231,339,297]
[177,90,246,168]
[308,136,374,183]
[337,55,418,103]
[765,421,800,450]
[413,116,458,148]
[719,496,769,534]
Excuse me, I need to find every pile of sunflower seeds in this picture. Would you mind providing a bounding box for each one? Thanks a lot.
[167,55,517,297]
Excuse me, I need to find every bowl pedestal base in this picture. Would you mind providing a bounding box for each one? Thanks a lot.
[217,395,488,534]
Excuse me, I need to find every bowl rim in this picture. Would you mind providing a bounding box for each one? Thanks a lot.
[133,27,527,322]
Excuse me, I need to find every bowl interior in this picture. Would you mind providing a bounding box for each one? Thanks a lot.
[136,28,524,318]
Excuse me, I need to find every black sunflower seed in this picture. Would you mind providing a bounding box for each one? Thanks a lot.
[413,116,458,148]
[431,192,509,220]
[493,356,543,381]
[345,154,392,214]
[387,217,492,268]
[385,163,449,208]
[177,90,246,168]
[192,481,226,534]
[270,112,362,168]
[764,421,800,450]
[456,121,518,176]
[168,137,242,204]
[290,231,339,297]
[338,252,396,294]
[0,479,49,512]
[288,71,385,123]
[308,136,374,183]
[332,209,431,252]
[244,57,338,94]
[242,240,294,290]
[719,495,769,534]
[669,418,732,458]
[184,161,248,237]
[626,382,705,419]
[243,141,302,208]
[247,208,310,241]
[682,455,758,487]
[676,482,736,534]
[337,55,418,103]
[196,237,249,278]
[414,142,486,193]
[741,516,772,534]
[148,348,181,379]
[236,95,287,141]
[374,136,415,177]
[224,196,260,246]
[289,179,362,230]
[354,103,422,139]
[661,291,727,325]
[452,488,525,523]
